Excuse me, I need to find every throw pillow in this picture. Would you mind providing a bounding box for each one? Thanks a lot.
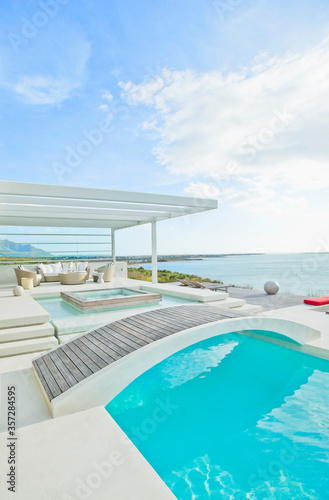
[78,261,88,271]
[38,264,47,274]
[50,262,62,273]
[62,262,69,272]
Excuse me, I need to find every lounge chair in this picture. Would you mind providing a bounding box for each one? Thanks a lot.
[93,263,115,282]
[179,279,230,292]
[14,268,41,287]
[177,279,190,286]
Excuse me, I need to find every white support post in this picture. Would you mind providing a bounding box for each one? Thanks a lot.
[151,221,157,284]
[111,228,116,263]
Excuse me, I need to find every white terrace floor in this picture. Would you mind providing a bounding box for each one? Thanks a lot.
[1,278,329,499]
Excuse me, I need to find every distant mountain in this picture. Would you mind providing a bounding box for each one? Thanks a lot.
[0,239,53,258]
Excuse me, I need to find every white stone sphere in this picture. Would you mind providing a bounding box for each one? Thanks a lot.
[13,285,24,296]
[264,281,279,295]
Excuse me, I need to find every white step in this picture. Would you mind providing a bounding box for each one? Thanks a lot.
[0,336,58,358]
[0,323,54,343]
[210,297,246,309]
[237,304,262,314]
[0,295,50,329]
[141,284,229,302]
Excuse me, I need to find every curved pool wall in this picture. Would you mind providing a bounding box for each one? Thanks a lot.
[105,332,329,499]
[46,316,320,418]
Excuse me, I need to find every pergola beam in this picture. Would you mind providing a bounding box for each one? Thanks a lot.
[0,181,217,209]
[0,206,172,222]
[0,180,218,268]
[0,217,141,229]
[0,196,202,215]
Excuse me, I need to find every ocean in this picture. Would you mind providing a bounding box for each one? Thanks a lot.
[141,253,329,297]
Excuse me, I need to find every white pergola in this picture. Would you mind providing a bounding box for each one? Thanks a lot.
[0,181,218,283]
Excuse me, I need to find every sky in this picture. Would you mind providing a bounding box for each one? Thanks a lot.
[1,0,329,256]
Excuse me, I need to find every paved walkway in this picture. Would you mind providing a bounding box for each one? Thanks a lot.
[227,287,308,311]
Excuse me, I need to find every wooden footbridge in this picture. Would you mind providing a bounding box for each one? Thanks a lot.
[33,304,245,402]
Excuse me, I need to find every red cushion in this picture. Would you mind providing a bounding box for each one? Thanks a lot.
[304,296,329,305]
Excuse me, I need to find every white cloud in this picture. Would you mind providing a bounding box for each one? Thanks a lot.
[4,28,91,105]
[99,103,109,112]
[13,75,81,105]
[120,36,329,212]
[184,182,220,199]
[102,91,113,102]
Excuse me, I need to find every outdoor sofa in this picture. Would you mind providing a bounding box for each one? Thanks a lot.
[37,262,90,282]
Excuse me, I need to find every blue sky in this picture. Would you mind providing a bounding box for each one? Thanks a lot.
[1,0,329,255]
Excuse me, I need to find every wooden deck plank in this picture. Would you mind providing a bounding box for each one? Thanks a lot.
[54,348,86,383]
[60,344,94,378]
[109,319,159,340]
[151,307,226,325]
[32,359,54,401]
[72,339,108,369]
[65,342,101,375]
[111,321,155,344]
[92,330,135,357]
[48,351,76,390]
[88,331,126,360]
[100,325,149,347]
[101,324,148,349]
[143,305,208,322]
[34,357,62,400]
[96,325,135,349]
[158,305,224,320]
[122,314,178,335]
[141,310,199,330]
[138,310,193,330]
[116,317,164,339]
[34,304,245,402]
[80,335,117,364]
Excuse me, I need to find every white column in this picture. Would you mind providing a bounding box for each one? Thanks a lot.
[151,221,157,284]
[111,228,116,263]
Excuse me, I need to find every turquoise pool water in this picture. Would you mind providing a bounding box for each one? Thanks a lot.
[106,333,329,499]
[77,289,140,299]
[35,294,192,320]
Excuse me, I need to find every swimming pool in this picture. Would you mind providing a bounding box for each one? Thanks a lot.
[106,332,329,499]
[35,293,192,320]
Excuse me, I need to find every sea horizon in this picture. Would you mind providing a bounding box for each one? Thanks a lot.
[139,253,329,297]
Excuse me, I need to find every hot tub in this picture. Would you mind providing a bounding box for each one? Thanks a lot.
[60,287,162,311]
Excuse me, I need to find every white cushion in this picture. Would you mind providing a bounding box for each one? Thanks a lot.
[43,264,53,273]
[36,274,42,280]
[44,272,60,276]
[62,262,70,272]
[50,262,62,273]
[38,264,47,274]
[78,261,88,272]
